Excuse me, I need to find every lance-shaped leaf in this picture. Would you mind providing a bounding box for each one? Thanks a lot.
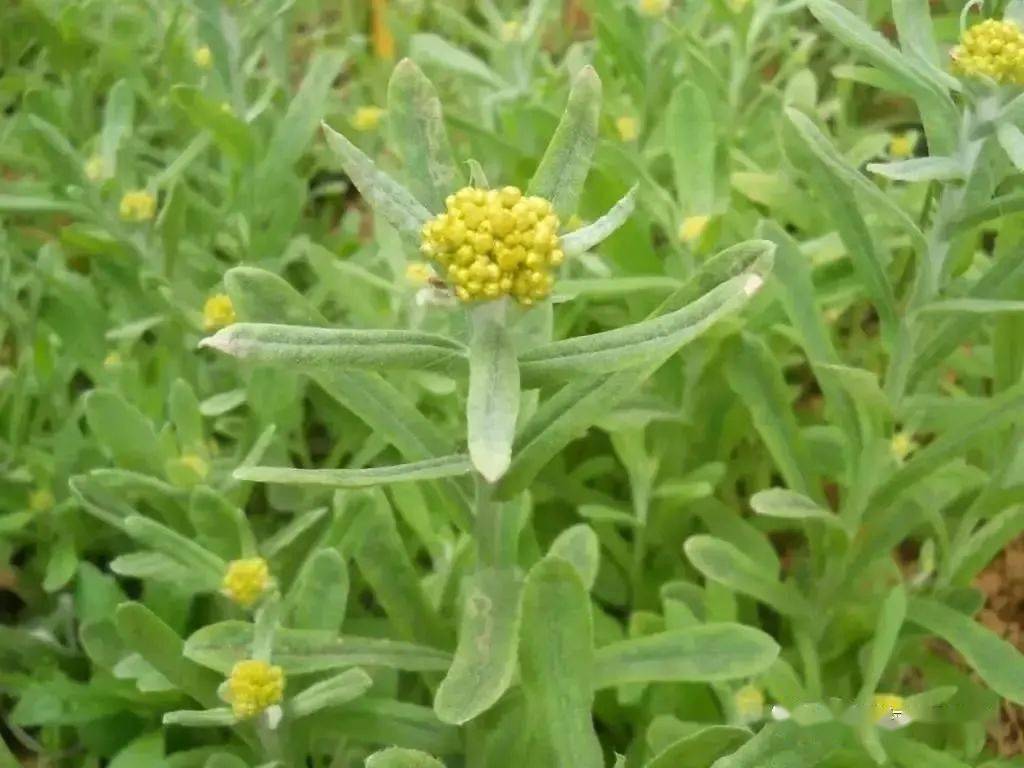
[185,621,451,675]
[467,307,520,482]
[123,516,226,588]
[593,623,779,688]
[528,66,602,218]
[388,58,460,212]
[225,266,328,326]
[669,82,716,213]
[200,323,466,373]
[908,597,1024,704]
[409,33,505,88]
[434,569,522,724]
[496,240,773,499]
[172,86,254,164]
[163,708,237,727]
[560,184,638,257]
[647,726,751,768]
[548,524,600,591]
[750,488,846,532]
[517,558,603,768]
[519,269,765,386]
[289,668,373,719]
[286,548,349,631]
[323,122,433,237]
[867,156,964,182]
[235,454,473,489]
[684,535,812,617]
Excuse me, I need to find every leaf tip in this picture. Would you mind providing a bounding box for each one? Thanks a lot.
[471,449,511,484]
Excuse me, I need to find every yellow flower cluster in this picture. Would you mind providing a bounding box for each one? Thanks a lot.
[733,684,765,722]
[222,557,270,608]
[226,659,284,719]
[871,693,906,723]
[420,186,563,306]
[638,0,671,16]
[203,294,236,331]
[119,190,156,222]
[352,106,385,132]
[952,19,1024,85]
[194,45,213,69]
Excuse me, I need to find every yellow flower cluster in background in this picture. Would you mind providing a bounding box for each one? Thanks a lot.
[226,659,284,719]
[678,214,710,244]
[616,115,639,142]
[203,294,236,331]
[119,190,156,221]
[194,45,212,69]
[222,557,270,608]
[29,488,54,513]
[871,693,906,723]
[420,186,564,306]
[952,19,1024,85]
[638,0,670,16]
[352,106,385,132]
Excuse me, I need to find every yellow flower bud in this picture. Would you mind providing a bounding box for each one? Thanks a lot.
[29,488,55,513]
[119,190,157,222]
[616,116,639,142]
[871,693,906,725]
[352,106,385,132]
[194,45,213,69]
[734,684,765,723]
[638,0,670,16]
[888,132,915,159]
[678,214,711,244]
[222,557,270,608]
[890,431,916,461]
[85,155,105,182]
[203,293,236,331]
[226,659,284,719]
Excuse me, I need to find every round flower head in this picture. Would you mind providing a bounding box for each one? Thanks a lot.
[871,693,911,729]
[226,659,284,719]
[733,684,765,723]
[119,190,156,222]
[352,106,385,132]
[679,214,710,244]
[222,557,270,608]
[420,186,564,307]
[203,293,236,331]
[951,18,1024,85]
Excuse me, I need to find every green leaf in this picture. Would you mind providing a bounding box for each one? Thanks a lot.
[409,34,505,88]
[84,390,162,475]
[997,123,1024,171]
[560,184,638,257]
[726,335,818,498]
[785,105,924,250]
[710,721,848,767]
[522,261,765,387]
[189,487,256,561]
[100,79,134,177]
[123,516,226,587]
[918,298,1024,314]
[115,602,222,707]
[185,621,451,675]
[467,306,520,482]
[286,548,349,631]
[548,524,600,591]
[517,558,602,768]
[892,0,941,67]
[858,585,907,701]
[434,569,522,725]
[908,597,1024,704]
[866,156,964,182]
[299,699,458,755]
[169,379,204,454]
[497,240,772,498]
[322,122,433,238]
[235,454,472,488]
[668,82,716,213]
[225,267,326,326]
[200,323,466,373]
[387,58,460,212]
[647,726,751,768]
[750,489,846,532]
[289,668,373,719]
[163,708,237,727]
[593,624,779,688]
[366,748,446,768]
[684,535,812,617]
[949,506,1024,584]
[528,66,602,218]
[109,552,210,590]
[260,49,347,180]
[171,86,254,163]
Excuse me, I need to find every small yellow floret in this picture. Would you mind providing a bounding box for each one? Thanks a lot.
[871,693,906,724]
[638,0,670,16]
[119,190,156,222]
[890,431,916,462]
[678,215,710,244]
[616,116,639,142]
[420,186,562,306]
[226,659,284,719]
[889,133,915,159]
[734,684,765,722]
[222,557,270,608]
[85,155,105,182]
[501,20,521,42]
[951,19,1024,85]
[29,488,54,513]
[203,293,236,331]
[194,45,213,69]
[352,106,385,132]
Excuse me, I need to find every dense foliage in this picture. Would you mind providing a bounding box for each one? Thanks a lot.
[4,0,1024,766]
